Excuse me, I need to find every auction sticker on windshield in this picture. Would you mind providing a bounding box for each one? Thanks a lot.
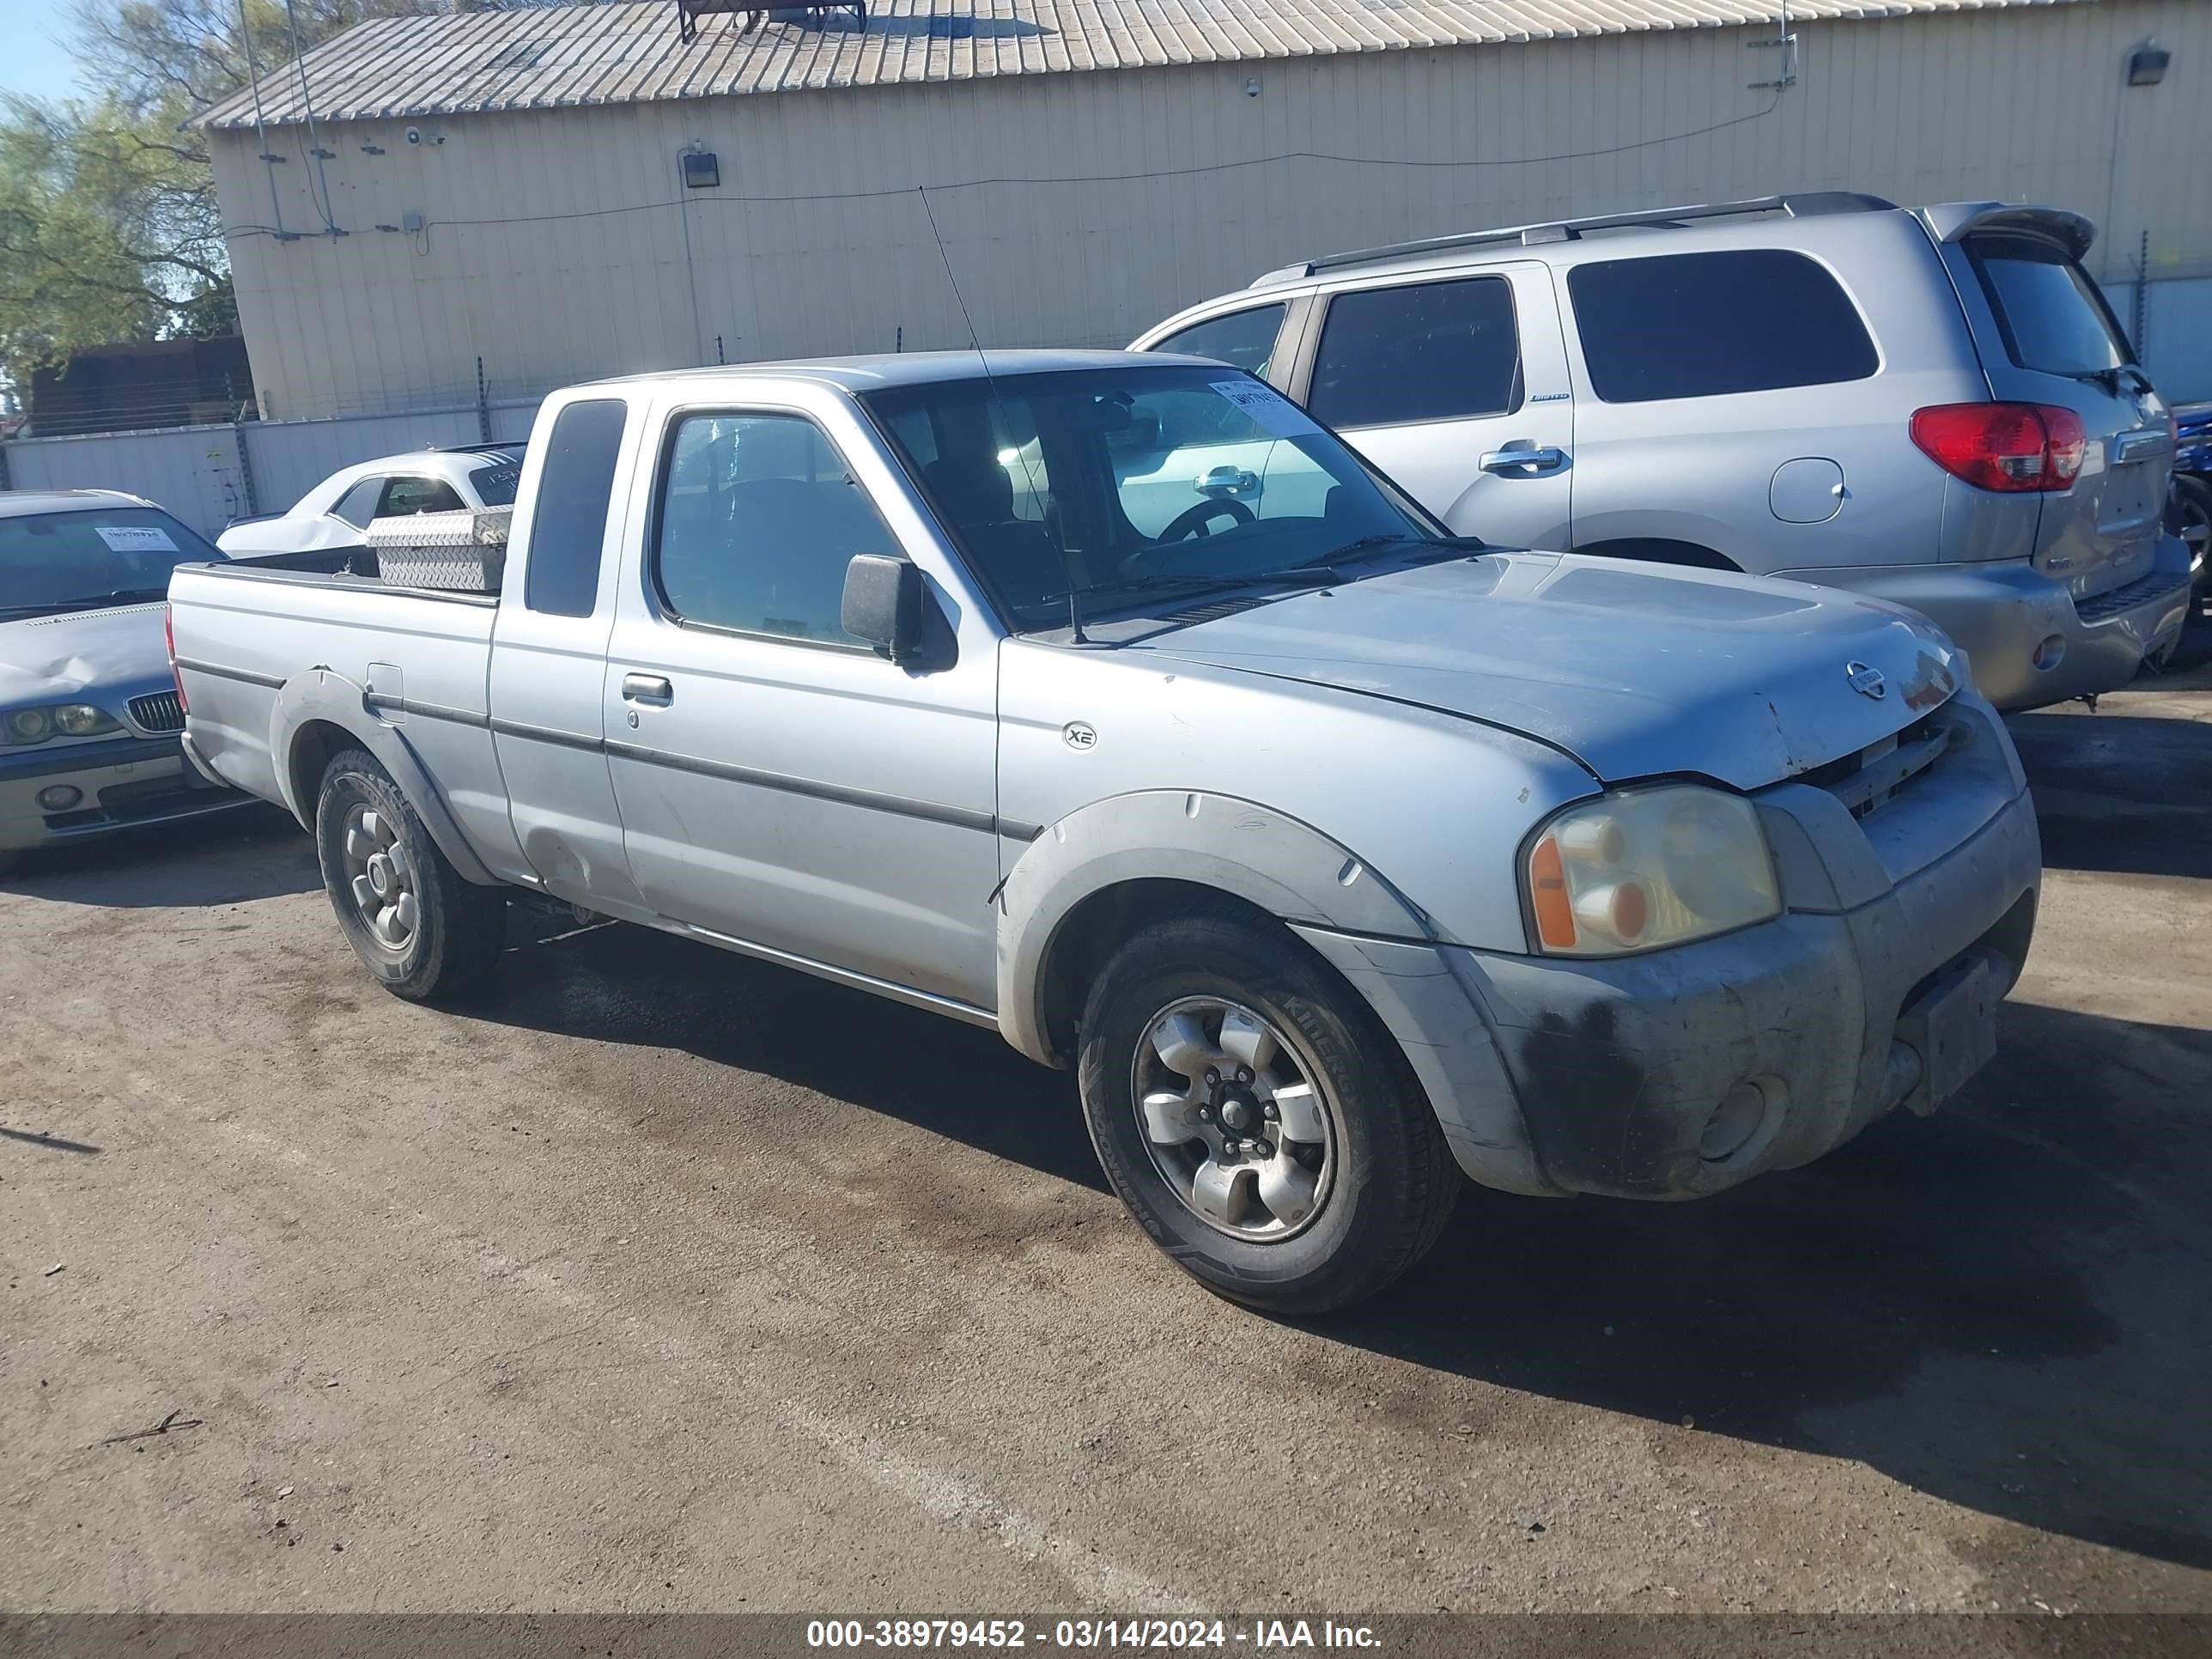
[1211,380,1323,440]
[95,525,179,553]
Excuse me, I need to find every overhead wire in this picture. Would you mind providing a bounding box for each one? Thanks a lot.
[222,95,1784,245]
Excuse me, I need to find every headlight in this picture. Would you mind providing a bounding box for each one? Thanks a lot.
[54,703,119,737]
[1523,783,1780,956]
[2,703,123,746]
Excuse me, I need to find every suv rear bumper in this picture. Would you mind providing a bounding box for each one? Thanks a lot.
[1777,536,2192,711]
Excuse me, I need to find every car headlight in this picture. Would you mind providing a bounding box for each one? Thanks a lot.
[1523,783,1781,956]
[2,703,123,746]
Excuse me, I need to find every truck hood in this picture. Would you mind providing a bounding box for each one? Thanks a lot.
[0,601,172,706]
[1134,553,1964,790]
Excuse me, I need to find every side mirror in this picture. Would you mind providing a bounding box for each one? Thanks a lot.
[841,554,927,663]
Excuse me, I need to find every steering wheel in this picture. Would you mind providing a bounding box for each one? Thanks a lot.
[1160,497,1255,542]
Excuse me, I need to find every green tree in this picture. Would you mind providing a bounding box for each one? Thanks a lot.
[0,1,438,386]
[1,97,181,385]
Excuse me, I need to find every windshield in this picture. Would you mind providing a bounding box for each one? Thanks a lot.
[0,506,223,617]
[861,366,1448,631]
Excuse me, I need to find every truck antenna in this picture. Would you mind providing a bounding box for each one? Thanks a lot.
[915,185,1089,643]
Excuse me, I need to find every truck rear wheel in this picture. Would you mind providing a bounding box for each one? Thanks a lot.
[1076,915,1461,1316]
[313,747,507,1002]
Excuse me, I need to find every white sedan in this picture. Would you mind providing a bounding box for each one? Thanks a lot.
[217,445,523,557]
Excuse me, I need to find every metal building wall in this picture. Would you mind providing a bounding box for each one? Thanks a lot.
[213,0,2212,419]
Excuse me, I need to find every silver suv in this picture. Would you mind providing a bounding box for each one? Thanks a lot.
[1132,193,2193,710]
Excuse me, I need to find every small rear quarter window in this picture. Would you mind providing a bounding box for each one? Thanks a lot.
[1567,249,1878,403]
[523,399,627,617]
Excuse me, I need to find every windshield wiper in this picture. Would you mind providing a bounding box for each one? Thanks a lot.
[2079,364,2150,398]
[1316,532,1487,567]
[1045,567,1344,640]
[43,587,173,611]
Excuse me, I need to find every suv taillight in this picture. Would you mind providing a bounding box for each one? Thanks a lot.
[1910,402,2087,493]
[163,603,187,714]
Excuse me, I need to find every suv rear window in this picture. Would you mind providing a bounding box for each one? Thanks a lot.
[1568,250,1877,403]
[1307,276,1521,428]
[1966,233,2131,378]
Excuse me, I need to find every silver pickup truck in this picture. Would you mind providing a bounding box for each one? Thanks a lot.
[167,352,2042,1313]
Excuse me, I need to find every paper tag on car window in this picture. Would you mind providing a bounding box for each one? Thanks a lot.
[1211,380,1322,440]
[95,525,178,554]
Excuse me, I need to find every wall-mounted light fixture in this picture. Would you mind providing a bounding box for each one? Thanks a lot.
[2128,39,2170,86]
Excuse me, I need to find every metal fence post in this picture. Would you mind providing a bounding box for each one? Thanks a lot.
[0,442,11,493]
[477,357,492,444]
[233,416,259,518]
[2132,229,2151,367]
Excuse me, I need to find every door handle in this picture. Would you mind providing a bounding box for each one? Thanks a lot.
[1196,465,1259,495]
[621,672,673,704]
[1478,446,1568,475]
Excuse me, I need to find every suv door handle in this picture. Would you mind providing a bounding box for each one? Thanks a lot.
[621,672,673,704]
[1196,465,1259,495]
[1479,446,1568,475]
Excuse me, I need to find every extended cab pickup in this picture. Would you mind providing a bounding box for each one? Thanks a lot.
[168,352,2042,1312]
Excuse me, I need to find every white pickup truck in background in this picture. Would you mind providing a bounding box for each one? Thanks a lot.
[165,352,2040,1313]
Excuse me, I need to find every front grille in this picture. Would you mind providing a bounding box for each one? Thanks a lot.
[127,691,184,732]
[2074,566,2191,624]
[1802,710,1954,821]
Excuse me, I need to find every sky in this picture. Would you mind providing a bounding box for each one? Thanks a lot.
[0,0,93,106]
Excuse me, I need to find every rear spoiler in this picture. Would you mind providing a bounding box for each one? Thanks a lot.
[1917,202,2094,262]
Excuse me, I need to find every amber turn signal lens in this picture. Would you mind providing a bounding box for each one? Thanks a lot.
[1528,833,1577,950]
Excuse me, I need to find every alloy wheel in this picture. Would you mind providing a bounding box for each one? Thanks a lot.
[1129,996,1337,1242]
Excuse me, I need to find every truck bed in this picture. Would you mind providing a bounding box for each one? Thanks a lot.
[167,559,506,848]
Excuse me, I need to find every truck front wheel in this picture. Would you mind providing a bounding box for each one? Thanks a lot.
[313,747,507,1002]
[1077,915,1461,1315]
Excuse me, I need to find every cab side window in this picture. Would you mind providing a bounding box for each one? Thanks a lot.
[1149,304,1288,379]
[379,477,465,518]
[653,412,900,647]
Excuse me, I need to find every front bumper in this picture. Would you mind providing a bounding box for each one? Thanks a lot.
[0,732,250,854]
[1297,696,2042,1200]
[1778,537,2193,712]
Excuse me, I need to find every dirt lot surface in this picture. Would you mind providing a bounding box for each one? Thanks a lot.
[3,665,2209,1618]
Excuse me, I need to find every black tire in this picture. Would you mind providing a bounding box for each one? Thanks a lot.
[2172,474,2212,605]
[1077,915,1461,1316]
[313,746,507,1001]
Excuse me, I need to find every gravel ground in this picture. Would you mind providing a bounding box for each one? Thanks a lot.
[2,662,2208,1617]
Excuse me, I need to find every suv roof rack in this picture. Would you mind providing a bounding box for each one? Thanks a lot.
[1253,191,1900,286]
